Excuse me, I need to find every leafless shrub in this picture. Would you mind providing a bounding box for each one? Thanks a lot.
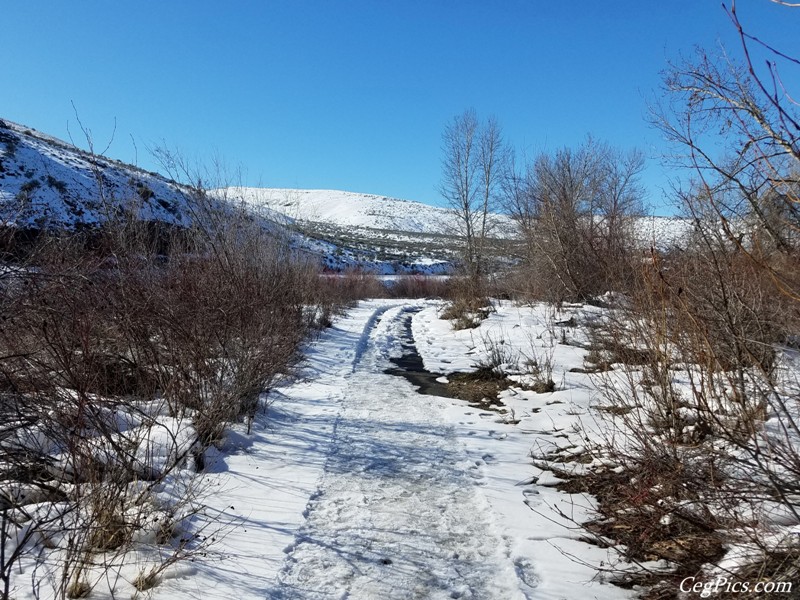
[503,138,644,303]
[473,330,519,377]
[519,327,556,393]
[318,268,388,306]
[440,276,494,330]
[388,274,452,299]
[0,168,336,597]
[533,5,800,593]
[568,240,800,592]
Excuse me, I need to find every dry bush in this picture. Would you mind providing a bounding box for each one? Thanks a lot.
[306,269,389,329]
[568,242,800,593]
[388,274,452,299]
[318,268,388,306]
[540,6,800,594]
[519,327,556,393]
[0,184,333,597]
[440,276,493,330]
[503,138,644,304]
[440,297,492,330]
[473,330,519,377]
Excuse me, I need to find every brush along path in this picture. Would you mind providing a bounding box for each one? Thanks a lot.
[271,302,527,600]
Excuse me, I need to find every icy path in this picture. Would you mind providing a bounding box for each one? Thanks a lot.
[271,303,525,599]
[156,299,629,600]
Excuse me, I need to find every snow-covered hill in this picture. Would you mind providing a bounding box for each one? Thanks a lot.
[230,187,693,252]
[0,119,457,273]
[0,117,692,273]
[229,187,463,235]
[0,119,196,229]
[634,214,694,251]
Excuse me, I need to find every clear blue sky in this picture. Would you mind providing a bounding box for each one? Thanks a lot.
[2,1,797,214]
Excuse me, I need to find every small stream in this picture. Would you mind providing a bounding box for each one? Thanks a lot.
[383,308,455,398]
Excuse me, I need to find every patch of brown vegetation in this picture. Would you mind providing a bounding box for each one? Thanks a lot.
[440,298,493,330]
[445,367,513,408]
[579,459,726,591]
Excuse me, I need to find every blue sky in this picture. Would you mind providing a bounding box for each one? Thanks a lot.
[2,1,797,214]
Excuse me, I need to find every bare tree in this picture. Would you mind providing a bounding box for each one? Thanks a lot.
[565,3,800,593]
[506,138,644,301]
[652,1,800,267]
[439,109,506,294]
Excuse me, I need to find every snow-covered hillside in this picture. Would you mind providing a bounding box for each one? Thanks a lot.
[0,120,452,273]
[634,214,694,251]
[223,187,512,274]
[0,119,195,229]
[229,187,467,235]
[230,187,695,254]
[0,117,692,273]
[229,187,694,249]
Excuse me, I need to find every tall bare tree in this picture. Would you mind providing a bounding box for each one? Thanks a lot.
[575,4,800,592]
[439,109,506,292]
[653,2,800,266]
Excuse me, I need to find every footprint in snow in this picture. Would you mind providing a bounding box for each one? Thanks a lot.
[514,557,540,592]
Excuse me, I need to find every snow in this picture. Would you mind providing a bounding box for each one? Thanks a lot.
[227,188,476,236]
[2,297,643,599]
[225,187,694,252]
[146,299,633,599]
[0,119,194,228]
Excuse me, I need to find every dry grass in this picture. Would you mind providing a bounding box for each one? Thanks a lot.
[0,189,351,598]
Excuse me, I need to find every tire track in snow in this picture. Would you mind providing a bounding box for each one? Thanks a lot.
[271,301,528,600]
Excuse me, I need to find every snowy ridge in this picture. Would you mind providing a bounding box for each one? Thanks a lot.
[0,119,195,228]
[229,187,464,235]
[0,119,450,273]
[229,187,694,249]
[0,117,692,270]
[634,214,694,251]
[231,187,693,253]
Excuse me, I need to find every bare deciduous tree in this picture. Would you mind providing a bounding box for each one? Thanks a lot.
[564,3,800,594]
[439,109,506,295]
[505,138,645,301]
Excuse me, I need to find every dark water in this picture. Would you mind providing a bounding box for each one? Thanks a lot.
[383,309,455,398]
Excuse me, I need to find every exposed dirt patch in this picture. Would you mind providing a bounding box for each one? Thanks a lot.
[445,368,513,408]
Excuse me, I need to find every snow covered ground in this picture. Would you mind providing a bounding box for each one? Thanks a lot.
[148,299,633,600]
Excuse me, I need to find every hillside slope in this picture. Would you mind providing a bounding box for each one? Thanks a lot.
[231,187,462,235]
[0,118,692,273]
[0,119,196,229]
[231,187,693,252]
[0,119,456,273]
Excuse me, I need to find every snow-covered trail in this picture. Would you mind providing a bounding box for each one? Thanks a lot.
[270,302,528,599]
[155,299,628,600]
